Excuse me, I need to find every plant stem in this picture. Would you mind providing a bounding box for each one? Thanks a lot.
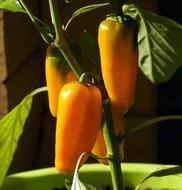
[18,0,35,24]
[108,0,127,17]
[48,0,82,78]
[103,99,124,190]
[30,86,48,96]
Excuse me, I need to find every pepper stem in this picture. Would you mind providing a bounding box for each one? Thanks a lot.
[108,0,128,18]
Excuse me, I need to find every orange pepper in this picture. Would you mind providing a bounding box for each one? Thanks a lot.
[98,16,138,113]
[45,45,77,117]
[65,71,77,83]
[92,130,108,165]
[55,82,102,173]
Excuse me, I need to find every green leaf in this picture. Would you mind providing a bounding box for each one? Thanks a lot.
[123,4,182,83]
[135,165,182,190]
[70,152,97,190]
[65,179,97,190]
[71,178,97,190]
[79,183,97,190]
[0,95,32,187]
[65,3,109,30]
[80,30,101,73]
[70,41,83,68]
[0,87,47,187]
[0,0,25,12]
[65,179,72,190]
[34,18,54,44]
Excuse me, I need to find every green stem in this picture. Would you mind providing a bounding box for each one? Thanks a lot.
[30,86,48,96]
[108,0,127,17]
[103,99,124,190]
[48,0,82,78]
[79,72,99,84]
[88,152,110,162]
[18,0,35,25]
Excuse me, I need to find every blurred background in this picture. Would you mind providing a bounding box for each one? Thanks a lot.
[0,0,181,174]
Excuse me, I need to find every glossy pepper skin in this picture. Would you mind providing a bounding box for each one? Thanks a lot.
[45,45,77,117]
[55,82,102,173]
[92,110,125,164]
[92,130,108,165]
[98,16,138,113]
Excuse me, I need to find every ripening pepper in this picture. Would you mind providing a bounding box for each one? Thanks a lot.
[92,130,108,165]
[98,16,138,113]
[45,45,77,117]
[55,82,102,173]
[92,109,125,164]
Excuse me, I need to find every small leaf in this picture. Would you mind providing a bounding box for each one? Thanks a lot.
[135,165,182,190]
[34,18,54,44]
[0,87,47,187]
[65,179,72,190]
[70,179,97,190]
[0,0,25,12]
[123,4,182,83]
[67,180,96,190]
[71,152,97,190]
[82,183,97,190]
[65,3,109,29]
[80,30,101,73]
[70,41,83,68]
[80,30,100,64]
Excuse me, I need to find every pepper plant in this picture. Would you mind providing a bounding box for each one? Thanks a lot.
[0,0,182,190]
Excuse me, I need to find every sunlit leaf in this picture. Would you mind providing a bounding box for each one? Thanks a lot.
[0,95,32,187]
[70,152,97,190]
[123,4,182,83]
[0,0,25,12]
[0,87,47,187]
[135,165,182,190]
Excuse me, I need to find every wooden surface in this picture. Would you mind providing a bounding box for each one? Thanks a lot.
[0,83,8,119]
[0,13,8,118]
[0,13,7,83]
